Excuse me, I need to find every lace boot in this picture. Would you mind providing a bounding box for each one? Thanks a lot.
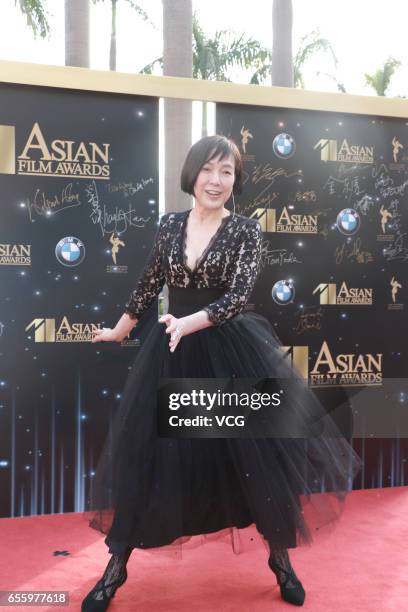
[81,547,132,611]
[268,546,305,606]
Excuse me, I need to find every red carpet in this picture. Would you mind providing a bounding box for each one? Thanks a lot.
[0,487,407,611]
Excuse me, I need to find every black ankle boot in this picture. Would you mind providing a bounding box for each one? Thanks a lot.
[81,548,132,611]
[268,551,305,606]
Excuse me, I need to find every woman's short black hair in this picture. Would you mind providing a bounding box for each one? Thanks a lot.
[180,135,243,196]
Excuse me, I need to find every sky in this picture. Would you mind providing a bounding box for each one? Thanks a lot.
[0,0,407,98]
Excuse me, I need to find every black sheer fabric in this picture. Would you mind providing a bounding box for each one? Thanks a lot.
[85,210,362,559]
[124,210,263,326]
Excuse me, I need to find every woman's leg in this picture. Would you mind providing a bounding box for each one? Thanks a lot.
[81,546,132,611]
[267,542,305,607]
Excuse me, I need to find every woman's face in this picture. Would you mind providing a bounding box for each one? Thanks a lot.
[193,153,235,210]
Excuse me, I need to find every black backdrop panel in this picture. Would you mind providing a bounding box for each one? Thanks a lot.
[0,83,158,517]
[217,103,408,489]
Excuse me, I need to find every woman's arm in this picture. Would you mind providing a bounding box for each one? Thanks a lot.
[124,213,169,320]
[92,311,137,343]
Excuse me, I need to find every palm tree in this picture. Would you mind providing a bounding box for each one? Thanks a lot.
[162,0,192,214]
[142,14,270,136]
[364,57,401,96]
[294,30,339,89]
[15,0,49,38]
[91,0,152,71]
[253,29,342,92]
[65,0,90,67]
[193,17,270,135]
[272,0,293,87]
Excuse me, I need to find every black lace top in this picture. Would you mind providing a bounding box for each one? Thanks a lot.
[124,209,263,326]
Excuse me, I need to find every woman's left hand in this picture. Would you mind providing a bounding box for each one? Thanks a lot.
[159,314,186,352]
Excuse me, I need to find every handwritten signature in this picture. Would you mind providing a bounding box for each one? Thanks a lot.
[354,194,376,216]
[107,177,154,197]
[260,243,302,268]
[252,164,301,185]
[324,175,366,198]
[26,183,81,221]
[335,238,374,264]
[294,308,323,335]
[382,230,408,261]
[85,180,151,236]
[380,179,408,198]
[294,191,317,203]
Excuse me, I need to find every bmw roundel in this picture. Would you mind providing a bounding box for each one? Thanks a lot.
[55,237,86,267]
[272,133,296,159]
[336,209,360,236]
[272,280,295,305]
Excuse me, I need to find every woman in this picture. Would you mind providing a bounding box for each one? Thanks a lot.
[83,135,361,610]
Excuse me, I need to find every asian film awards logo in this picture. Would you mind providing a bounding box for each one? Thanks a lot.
[282,343,383,387]
[0,243,31,265]
[250,207,318,234]
[25,317,101,342]
[0,122,111,179]
[314,138,374,164]
[313,282,373,305]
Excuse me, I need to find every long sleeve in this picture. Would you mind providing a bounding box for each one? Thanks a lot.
[124,214,168,320]
[202,220,262,326]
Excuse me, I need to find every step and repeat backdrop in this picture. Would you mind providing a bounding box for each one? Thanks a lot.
[0,84,407,520]
[217,103,408,489]
[0,83,159,518]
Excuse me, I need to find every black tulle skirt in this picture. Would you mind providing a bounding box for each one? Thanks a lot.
[86,287,362,558]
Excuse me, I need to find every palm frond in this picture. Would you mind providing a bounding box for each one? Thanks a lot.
[192,13,271,83]
[123,0,155,28]
[364,57,401,95]
[139,56,163,74]
[316,71,347,93]
[92,0,155,29]
[15,0,49,38]
[294,29,338,71]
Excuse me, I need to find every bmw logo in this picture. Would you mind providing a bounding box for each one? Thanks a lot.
[271,280,295,305]
[55,237,86,267]
[272,133,296,159]
[336,209,360,236]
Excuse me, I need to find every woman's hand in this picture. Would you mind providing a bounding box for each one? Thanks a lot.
[92,327,122,343]
[159,314,185,353]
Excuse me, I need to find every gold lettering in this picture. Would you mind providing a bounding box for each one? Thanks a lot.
[51,140,66,161]
[19,122,51,160]
[57,316,72,335]
[310,341,336,374]
[90,142,110,164]
[73,142,92,163]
